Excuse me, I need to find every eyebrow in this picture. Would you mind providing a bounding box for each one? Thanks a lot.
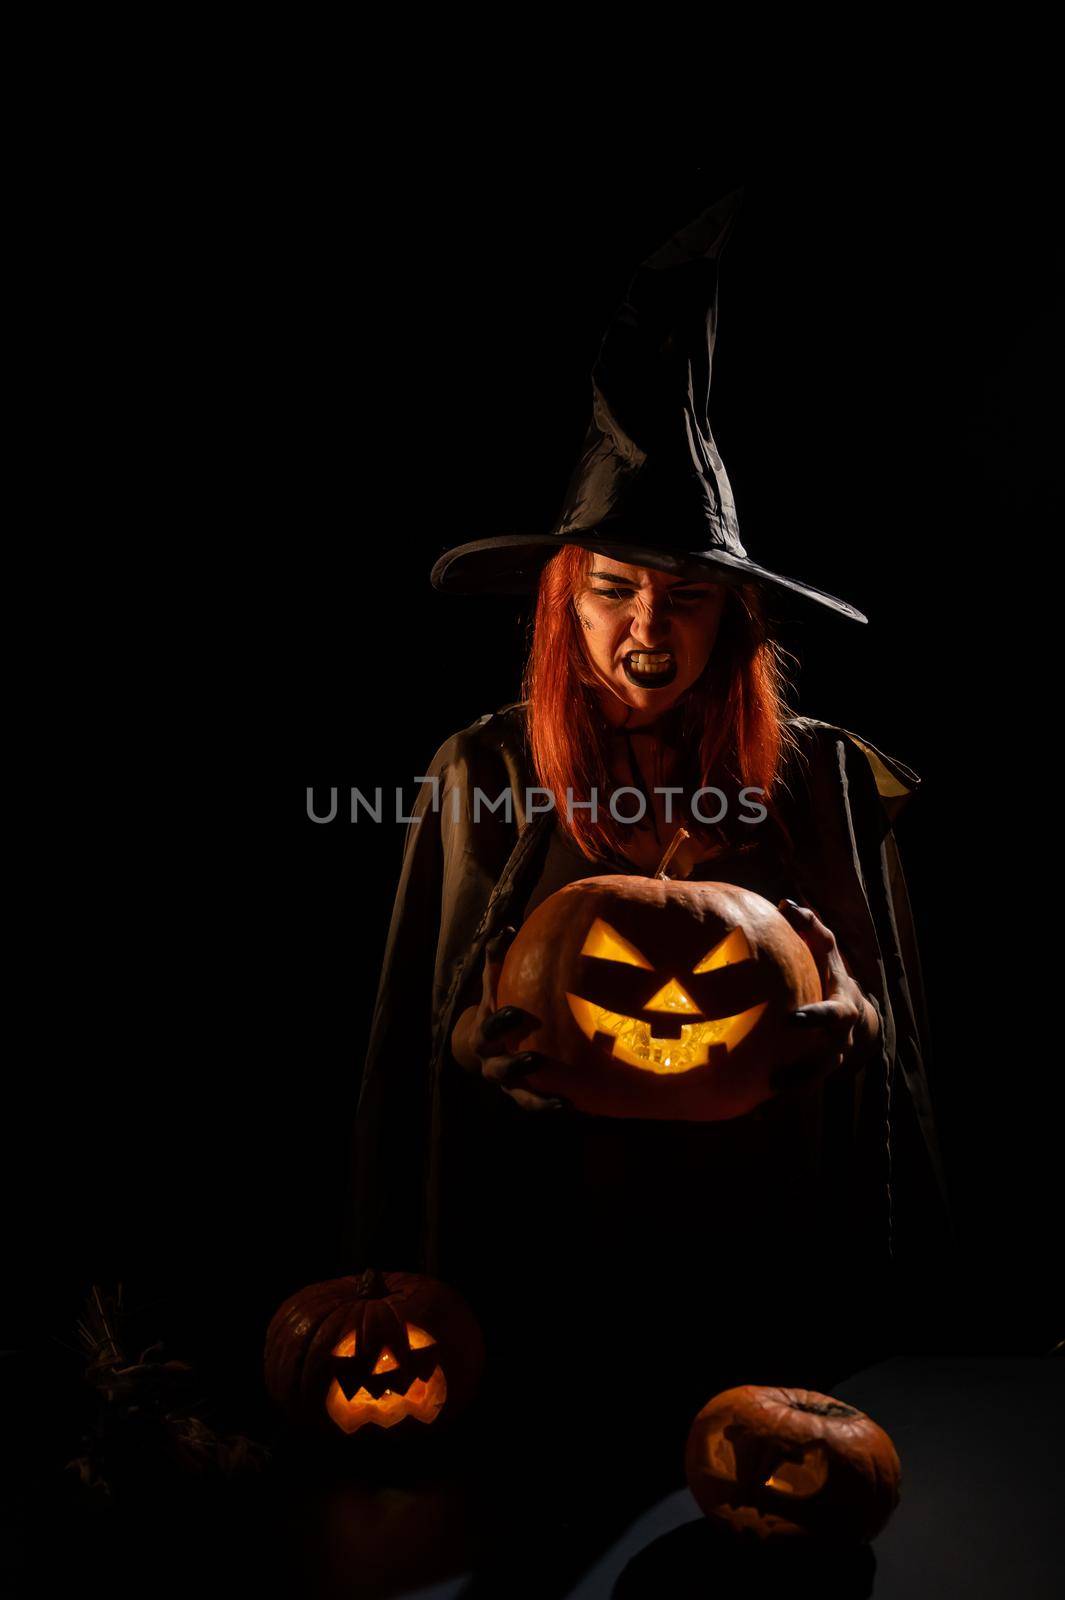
[588,570,714,588]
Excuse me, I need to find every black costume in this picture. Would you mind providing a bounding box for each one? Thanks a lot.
[351,704,951,1398]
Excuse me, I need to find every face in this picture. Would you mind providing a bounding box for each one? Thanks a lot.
[566,915,768,1075]
[573,559,727,726]
[326,1322,447,1434]
[496,878,824,1123]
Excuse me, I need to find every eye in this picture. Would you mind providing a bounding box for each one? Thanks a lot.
[580,918,654,969]
[332,1330,357,1357]
[372,1346,399,1375]
[590,587,631,601]
[405,1323,436,1349]
[705,1428,738,1479]
[764,1446,829,1497]
[692,928,752,973]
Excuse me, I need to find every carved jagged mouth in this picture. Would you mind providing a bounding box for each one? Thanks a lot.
[717,1505,804,1537]
[566,993,767,1073]
[325,1366,447,1433]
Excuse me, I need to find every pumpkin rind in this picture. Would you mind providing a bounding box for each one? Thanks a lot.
[685,1384,902,1542]
[497,878,823,1120]
[263,1271,485,1437]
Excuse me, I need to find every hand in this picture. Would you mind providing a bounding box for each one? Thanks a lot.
[776,899,881,1083]
[450,926,571,1113]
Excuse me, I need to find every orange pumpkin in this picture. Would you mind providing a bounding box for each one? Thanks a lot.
[685,1385,902,1542]
[263,1270,484,1438]
[496,877,822,1120]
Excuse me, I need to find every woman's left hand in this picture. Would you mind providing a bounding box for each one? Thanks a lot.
[777,899,881,1079]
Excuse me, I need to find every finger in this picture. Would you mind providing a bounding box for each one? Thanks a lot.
[477,1006,537,1047]
[790,999,858,1037]
[481,1050,548,1087]
[777,899,836,961]
[501,1085,570,1113]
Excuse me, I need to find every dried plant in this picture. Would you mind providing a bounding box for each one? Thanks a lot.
[65,1284,269,1501]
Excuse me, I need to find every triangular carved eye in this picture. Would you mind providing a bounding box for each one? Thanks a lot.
[692,927,751,973]
[405,1323,436,1349]
[580,918,653,968]
[332,1330,357,1357]
[372,1346,399,1375]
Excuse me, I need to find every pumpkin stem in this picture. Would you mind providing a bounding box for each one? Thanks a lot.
[789,1399,860,1419]
[352,1268,387,1299]
[654,826,690,879]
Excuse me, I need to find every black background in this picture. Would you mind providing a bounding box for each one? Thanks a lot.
[20,137,1062,1458]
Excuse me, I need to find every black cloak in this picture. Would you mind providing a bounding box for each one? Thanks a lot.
[349,704,952,1390]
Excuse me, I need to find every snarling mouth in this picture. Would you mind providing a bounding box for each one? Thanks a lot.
[325,1366,448,1432]
[566,993,768,1072]
[621,650,677,688]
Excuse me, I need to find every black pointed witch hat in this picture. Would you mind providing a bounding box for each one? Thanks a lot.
[430,188,866,623]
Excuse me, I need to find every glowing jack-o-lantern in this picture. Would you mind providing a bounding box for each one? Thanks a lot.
[324,1320,447,1433]
[496,877,822,1120]
[685,1385,902,1542]
[264,1269,484,1439]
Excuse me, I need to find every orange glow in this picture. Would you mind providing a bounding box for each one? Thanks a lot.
[644,978,700,1013]
[764,1448,828,1497]
[567,991,767,1073]
[692,927,751,972]
[333,1330,357,1357]
[580,918,654,968]
[325,1367,448,1434]
[570,920,765,1071]
[372,1346,399,1375]
[405,1323,436,1349]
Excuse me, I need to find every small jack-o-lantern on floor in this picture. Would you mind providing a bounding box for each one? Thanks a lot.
[496,877,822,1120]
[685,1385,902,1542]
[264,1270,484,1440]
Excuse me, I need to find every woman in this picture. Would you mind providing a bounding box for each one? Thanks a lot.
[351,192,950,1406]
[450,552,880,1103]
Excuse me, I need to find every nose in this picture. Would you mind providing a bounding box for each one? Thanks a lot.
[627,598,672,649]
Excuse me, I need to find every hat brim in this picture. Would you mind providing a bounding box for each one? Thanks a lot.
[429,536,867,624]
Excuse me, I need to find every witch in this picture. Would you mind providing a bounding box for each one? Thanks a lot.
[350,191,952,1415]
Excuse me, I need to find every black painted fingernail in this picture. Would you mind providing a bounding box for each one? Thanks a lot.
[791,1010,813,1023]
[483,1007,521,1038]
[517,1052,539,1066]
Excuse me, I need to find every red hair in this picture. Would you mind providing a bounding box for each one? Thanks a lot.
[521,544,798,862]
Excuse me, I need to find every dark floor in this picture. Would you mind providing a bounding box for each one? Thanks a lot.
[7,1353,1063,1599]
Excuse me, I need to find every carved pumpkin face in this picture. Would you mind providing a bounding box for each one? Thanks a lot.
[264,1270,484,1440]
[325,1319,447,1434]
[497,877,822,1120]
[685,1385,902,1542]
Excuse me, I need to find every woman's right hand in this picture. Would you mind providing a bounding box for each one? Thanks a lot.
[450,926,570,1113]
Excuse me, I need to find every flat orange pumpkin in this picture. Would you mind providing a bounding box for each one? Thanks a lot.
[685,1384,902,1541]
[496,877,822,1120]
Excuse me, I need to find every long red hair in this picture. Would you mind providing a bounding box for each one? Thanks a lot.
[521,544,798,862]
